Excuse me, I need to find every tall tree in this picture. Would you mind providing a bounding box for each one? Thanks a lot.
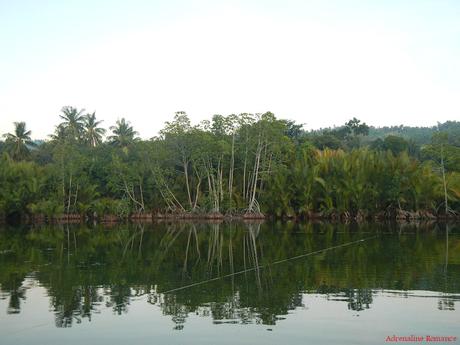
[59,106,85,141]
[49,124,67,143]
[108,118,139,148]
[3,122,36,160]
[345,117,369,136]
[432,132,450,215]
[84,112,106,147]
[160,112,194,210]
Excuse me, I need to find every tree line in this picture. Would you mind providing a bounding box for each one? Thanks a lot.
[1,107,459,221]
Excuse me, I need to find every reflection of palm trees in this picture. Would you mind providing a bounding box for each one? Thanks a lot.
[2,222,460,330]
[53,285,104,327]
[7,286,26,314]
[107,285,131,315]
[157,222,264,290]
[346,288,373,311]
[149,222,267,329]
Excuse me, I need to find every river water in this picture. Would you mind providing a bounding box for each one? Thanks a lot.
[0,222,459,344]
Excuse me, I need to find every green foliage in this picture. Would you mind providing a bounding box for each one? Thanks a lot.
[84,112,106,147]
[263,147,458,217]
[2,122,36,160]
[383,135,409,155]
[366,121,460,147]
[108,118,139,149]
[91,198,130,217]
[28,199,64,217]
[1,112,459,219]
[0,154,43,217]
[345,117,369,136]
[312,132,342,150]
[422,132,460,172]
[58,106,86,142]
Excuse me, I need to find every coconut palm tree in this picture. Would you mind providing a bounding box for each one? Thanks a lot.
[49,124,67,143]
[84,112,106,147]
[59,106,85,141]
[3,122,36,160]
[108,118,139,148]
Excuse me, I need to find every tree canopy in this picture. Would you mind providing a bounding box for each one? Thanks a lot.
[0,108,459,221]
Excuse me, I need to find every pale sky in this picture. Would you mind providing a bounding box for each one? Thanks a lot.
[1,0,459,139]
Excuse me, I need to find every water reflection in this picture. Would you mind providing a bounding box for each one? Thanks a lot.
[0,222,459,329]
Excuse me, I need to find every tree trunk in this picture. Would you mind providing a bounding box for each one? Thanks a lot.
[67,173,72,214]
[248,138,262,213]
[228,132,235,210]
[183,158,193,210]
[441,144,448,215]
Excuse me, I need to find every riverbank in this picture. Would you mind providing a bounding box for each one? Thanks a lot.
[3,209,458,225]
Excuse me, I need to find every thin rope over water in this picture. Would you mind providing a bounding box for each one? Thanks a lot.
[161,235,378,294]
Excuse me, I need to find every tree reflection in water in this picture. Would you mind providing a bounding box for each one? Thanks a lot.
[0,222,459,329]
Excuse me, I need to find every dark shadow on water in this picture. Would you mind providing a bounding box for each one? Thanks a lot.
[0,221,459,329]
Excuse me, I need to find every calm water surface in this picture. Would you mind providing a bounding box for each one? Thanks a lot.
[0,222,459,344]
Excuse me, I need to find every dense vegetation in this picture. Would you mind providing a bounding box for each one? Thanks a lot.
[1,107,459,221]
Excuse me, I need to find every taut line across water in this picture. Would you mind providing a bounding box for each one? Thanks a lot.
[160,235,378,294]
